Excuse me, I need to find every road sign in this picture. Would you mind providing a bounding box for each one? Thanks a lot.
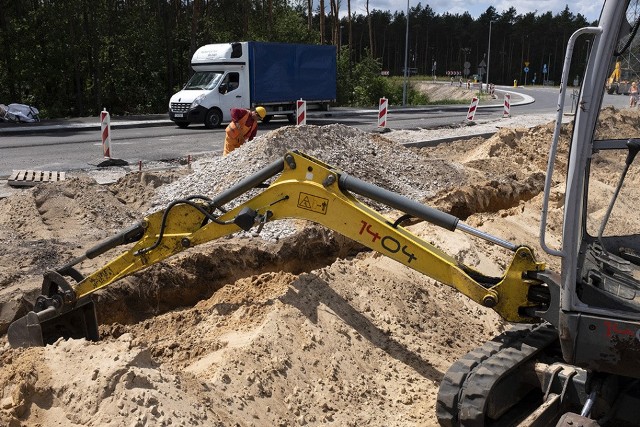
[464,61,471,69]
[524,67,530,73]
[524,61,530,67]
[479,59,486,68]
[543,64,548,73]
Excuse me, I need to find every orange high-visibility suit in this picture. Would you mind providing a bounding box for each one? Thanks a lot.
[223,108,258,155]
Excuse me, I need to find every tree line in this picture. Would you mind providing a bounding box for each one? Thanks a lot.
[0,0,594,118]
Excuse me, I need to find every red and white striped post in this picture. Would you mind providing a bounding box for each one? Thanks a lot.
[100,108,112,158]
[503,94,511,118]
[466,97,479,121]
[378,97,388,128]
[296,99,307,125]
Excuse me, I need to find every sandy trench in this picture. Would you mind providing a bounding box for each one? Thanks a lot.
[0,93,639,426]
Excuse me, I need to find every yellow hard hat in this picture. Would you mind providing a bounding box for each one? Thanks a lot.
[255,106,266,119]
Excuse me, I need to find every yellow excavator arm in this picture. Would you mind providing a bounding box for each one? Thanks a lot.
[8,151,546,348]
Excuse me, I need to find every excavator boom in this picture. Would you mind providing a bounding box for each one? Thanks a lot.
[8,151,545,348]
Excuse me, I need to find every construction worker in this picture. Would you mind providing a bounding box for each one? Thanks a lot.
[223,106,266,155]
[630,82,638,107]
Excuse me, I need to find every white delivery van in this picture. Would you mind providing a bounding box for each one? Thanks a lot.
[168,43,249,128]
[168,41,337,128]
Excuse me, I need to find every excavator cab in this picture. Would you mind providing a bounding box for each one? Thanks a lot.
[434,6,640,423]
[533,1,640,378]
[579,140,640,314]
[568,138,640,374]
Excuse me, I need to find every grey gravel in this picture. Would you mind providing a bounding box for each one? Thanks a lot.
[149,124,461,241]
[150,116,562,241]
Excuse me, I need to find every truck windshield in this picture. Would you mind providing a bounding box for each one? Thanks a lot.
[184,72,223,90]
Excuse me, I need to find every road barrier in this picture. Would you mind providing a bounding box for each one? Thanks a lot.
[94,108,127,168]
[378,97,388,128]
[466,97,479,121]
[100,108,112,158]
[296,99,306,125]
[503,94,511,118]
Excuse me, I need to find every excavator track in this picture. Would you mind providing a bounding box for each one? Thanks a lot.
[436,322,559,427]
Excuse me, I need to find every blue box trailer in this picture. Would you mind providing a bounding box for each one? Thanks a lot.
[248,42,337,105]
[168,41,337,128]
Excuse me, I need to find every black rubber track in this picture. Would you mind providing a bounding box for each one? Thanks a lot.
[436,323,558,427]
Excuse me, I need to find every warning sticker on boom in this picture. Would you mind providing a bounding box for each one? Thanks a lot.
[297,192,328,214]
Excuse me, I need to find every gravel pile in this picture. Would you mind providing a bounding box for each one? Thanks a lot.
[153,124,435,205]
[150,124,468,241]
[149,116,569,241]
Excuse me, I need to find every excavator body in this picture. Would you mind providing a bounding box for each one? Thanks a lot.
[7,1,640,426]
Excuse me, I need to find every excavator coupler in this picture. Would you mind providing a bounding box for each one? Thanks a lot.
[8,270,99,348]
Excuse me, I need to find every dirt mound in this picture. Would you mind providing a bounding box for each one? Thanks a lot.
[0,106,637,426]
[109,169,192,211]
[414,82,478,102]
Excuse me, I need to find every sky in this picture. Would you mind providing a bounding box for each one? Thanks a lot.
[340,1,604,22]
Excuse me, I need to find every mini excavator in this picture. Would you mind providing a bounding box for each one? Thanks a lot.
[7,2,640,426]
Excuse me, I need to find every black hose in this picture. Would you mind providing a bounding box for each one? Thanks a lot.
[135,198,229,256]
[615,15,640,57]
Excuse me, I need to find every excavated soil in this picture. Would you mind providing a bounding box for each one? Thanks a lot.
[0,105,639,426]
[414,82,481,102]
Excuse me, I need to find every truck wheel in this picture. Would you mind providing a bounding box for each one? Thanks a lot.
[261,115,272,124]
[204,109,222,129]
[287,113,296,124]
[175,121,190,129]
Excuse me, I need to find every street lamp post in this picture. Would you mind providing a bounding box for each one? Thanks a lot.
[461,47,470,79]
[402,0,409,106]
[486,20,493,93]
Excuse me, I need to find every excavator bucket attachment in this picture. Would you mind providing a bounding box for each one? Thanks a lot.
[8,299,99,348]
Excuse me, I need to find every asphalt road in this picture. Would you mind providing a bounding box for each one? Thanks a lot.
[0,105,501,179]
[0,85,630,180]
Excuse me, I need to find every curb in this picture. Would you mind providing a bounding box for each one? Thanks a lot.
[0,119,174,136]
[402,131,497,148]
